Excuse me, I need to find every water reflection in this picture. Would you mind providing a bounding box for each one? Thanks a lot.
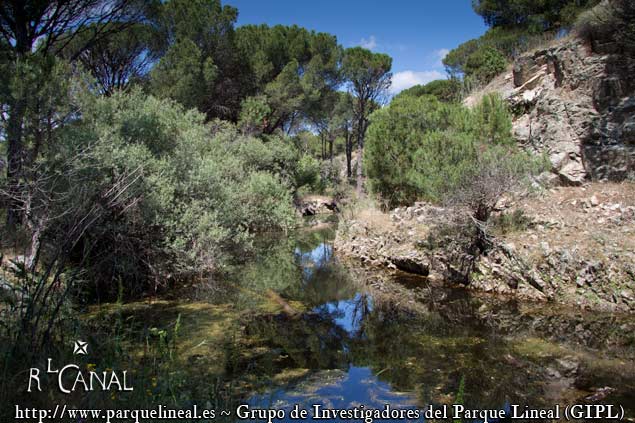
[81,219,635,421]
[295,242,332,279]
[235,220,635,420]
[247,367,420,423]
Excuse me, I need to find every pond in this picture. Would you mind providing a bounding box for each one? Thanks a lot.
[28,217,635,421]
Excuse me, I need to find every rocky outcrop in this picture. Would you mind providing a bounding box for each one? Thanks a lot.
[335,184,635,313]
[334,204,435,276]
[297,196,339,216]
[467,35,635,185]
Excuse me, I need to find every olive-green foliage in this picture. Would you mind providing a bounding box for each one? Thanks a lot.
[235,24,342,134]
[341,47,392,104]
[472,92,514,144]
[295,154,322,190]
[473,0,599,30]
[575,0,635,55]
[393,79,462,103]
[491,209,533,235]
[464,46,507,84]
[238,95,271,135]
[443,36,509,86]
[443,33,512,86]
[150,38,218,111]
[149,0,246,120]
[445,0,599,86]
[62,22,158,95]
[365,94,539,209]
[60,90,296,295]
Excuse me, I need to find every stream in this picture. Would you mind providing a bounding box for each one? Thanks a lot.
[87,218,635,421]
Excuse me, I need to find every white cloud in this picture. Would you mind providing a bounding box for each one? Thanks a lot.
[359,35,378,50]
[427,48,450,68]
[390,70,445,94]
[436,48,450,61]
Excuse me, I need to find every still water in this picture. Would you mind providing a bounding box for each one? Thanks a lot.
[88,218,635,421]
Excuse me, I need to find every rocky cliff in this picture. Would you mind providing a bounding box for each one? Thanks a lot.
[465,35,635,185]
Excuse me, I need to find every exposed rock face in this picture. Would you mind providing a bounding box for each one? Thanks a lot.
[297,196,339,216]
[390,256,429,276]
[335,183,635,313]
[468,36,635,184]
[333,203,434,276]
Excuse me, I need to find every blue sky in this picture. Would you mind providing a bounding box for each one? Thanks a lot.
[227,1,488,94]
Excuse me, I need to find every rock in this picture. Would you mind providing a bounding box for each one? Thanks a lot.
[590,195,600,207]
[0,279,20,305]
[556,357,579,376]
[621,290,634,301]
[471,36,635,183]
[513,55,542,87]
[576,277,586,288]
[298,197,339,216]
[390,256,430,276]
[559,160,586,186]
[585,387,616,402]
[545,367,562,379]
[540,241,551,255]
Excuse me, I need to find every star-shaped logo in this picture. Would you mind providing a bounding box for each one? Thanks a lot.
[73,340,88,355]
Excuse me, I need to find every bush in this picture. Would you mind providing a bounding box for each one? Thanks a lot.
[491,209,533,235]
[464,46,508,84]
[393,79,462,103]
[55,90,296,297]
[366,93,529,208]
[366,93,546,282]
[575,0,635,54]
[444,35,511,87]
[295,154,321,190]
[472,0,599,31]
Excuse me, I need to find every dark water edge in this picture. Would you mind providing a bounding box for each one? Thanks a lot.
[3,217,634,422]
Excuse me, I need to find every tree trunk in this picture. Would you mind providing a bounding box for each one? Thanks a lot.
[320,133,325,160]
[26,219,44,272]
[345,130,353,179]
[328,134,334,163]
[6,98,26,226]
[355,118,365,195]
[471,202,492,254]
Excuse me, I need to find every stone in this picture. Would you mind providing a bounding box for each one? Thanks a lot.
[556,357,578,376]
[390,256,429,276]
[0,280,18,305]
[590,195,600,206]
[558,160,586,186]
[585,387,616,402]
[621,290,634,301]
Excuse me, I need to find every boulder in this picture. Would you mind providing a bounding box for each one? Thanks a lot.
[390,256,430,276]
[298,197,339,216]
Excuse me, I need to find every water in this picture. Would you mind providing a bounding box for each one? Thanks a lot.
[83,218,635,421]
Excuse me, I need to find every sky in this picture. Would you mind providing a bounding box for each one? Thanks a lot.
[226,0,488,94]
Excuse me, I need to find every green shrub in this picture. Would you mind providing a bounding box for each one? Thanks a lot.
[491,209,533,234]
[575,0,635,54]
[295,154,321,190]
[365,93,541,212]
[464,46,507,84]
[394,79,462,103]
[56,90,296,297]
